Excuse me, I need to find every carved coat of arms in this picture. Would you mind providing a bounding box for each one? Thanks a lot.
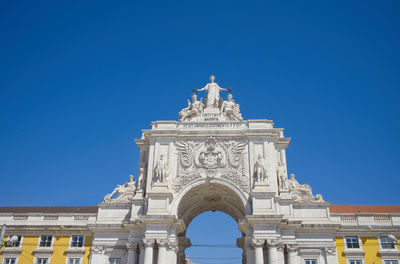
[174,136,250,193]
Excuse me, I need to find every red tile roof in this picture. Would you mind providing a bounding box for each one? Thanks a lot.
[0,207,98,214]
[329,205,400,214]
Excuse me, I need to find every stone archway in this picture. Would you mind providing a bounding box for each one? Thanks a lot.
[175,181,248,264]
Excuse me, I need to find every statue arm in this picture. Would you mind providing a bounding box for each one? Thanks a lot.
[196,85,208,92]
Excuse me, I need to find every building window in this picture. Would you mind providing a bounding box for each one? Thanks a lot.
[349,260,363,264]
[109,259,121,264]
[3,258,16,264]
[39,235,53,247]
[380,236,396,249]
[305,260,318,264]
[384,261,398,264]
[345,236,360,248]
[36,258,48,264]
[4,235,22,247]
[70,235,84,247]
[68,258,81,264]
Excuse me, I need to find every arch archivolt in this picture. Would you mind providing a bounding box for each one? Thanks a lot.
[170,178,249,228]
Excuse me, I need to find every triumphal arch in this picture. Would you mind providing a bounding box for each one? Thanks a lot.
[91,76,339,264]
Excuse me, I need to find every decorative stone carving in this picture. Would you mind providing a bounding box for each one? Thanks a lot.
[91,245,103,254]
[221,93,243,121]
[193,75,231,109]
[252,239,265,248]
[153,155,169,184]
[143,238,155,247]
[288,174,324,203]
[253,154,268,183]
[174,137,249,193]
[324,246,336,255]
[267,239,280,247]
[157,239,168,247]
[104,175,137,203]
[277,162,288,190]
[286,244,298,252]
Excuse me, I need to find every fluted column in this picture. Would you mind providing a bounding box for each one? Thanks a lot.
[253,239,265,264]
[286,244,298,264]
[143,239,155,264]
[127,243,139,264]
[157,239,168,264]
[267,239,279,264]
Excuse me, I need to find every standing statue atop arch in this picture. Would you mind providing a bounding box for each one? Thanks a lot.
[193,75,231,108]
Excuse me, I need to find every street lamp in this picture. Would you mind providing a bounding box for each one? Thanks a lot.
[0,224,19,248]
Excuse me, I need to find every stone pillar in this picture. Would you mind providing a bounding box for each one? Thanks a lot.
[139,243,145,264]
[276,242,285,264]
[253,239,265,264]
[324,247,338,264]
[127,243,138,264]
[89,246,108,264]
[267,239,279,264]
[177,237,191,264]
[143,239,155,264]
[157,239,168,264]
[167,241,178,264]
[286,244,298,264]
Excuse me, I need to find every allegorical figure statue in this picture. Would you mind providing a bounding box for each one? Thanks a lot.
[104,175,137,203]
[179,93,204,121]
[137,167,145,190]
[221,93,243,120]
[288,174,324,202]
[194,75,231,108]
[254,154,268,183]
[153,155,169,183]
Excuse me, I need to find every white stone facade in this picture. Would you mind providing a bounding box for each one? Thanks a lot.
[95,76,337,264]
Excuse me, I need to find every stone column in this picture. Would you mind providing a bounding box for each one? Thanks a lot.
[276,242,285,264]
[139,243,145,264]
[89,246,108,264]
[177,237,191,264]
[324,247,338,264]
[157,239,168,264]
[167,241,178,264]
[127,243,138,264]
[286,244,298,264]
[253,239,265,264]
[143,239,155,264]
[267,239,279,264]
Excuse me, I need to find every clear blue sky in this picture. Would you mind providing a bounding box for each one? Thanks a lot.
[0,1,399,263]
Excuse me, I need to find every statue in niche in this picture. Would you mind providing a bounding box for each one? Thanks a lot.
[153,155,169,183]
[137,167,145,190]
[193,75,231,108]
[277,162,288,190]
[179,93,204,121]
[221,93,243,120]
[253,154,268,183]
[288,174,324,203]
[104,175,137,203]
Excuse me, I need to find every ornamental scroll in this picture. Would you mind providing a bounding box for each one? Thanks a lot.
[174,136,250,193]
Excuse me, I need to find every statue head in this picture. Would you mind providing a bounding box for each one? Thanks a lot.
[227,93,233,101]
[210,75,215,83]
[257,154,263,160]
[129,175,134,182]
[290,174,295,180]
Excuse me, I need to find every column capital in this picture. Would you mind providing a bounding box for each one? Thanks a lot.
[276,242,285,251]
[91,245,103,254]
[286,243,298,252]
[157,238,169,247]
[324,246,336,255]
[267,239,280,247]
[126,242,139,251]
[143,238,155,247]
[167,241,179,252]
[252,239,265,248]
